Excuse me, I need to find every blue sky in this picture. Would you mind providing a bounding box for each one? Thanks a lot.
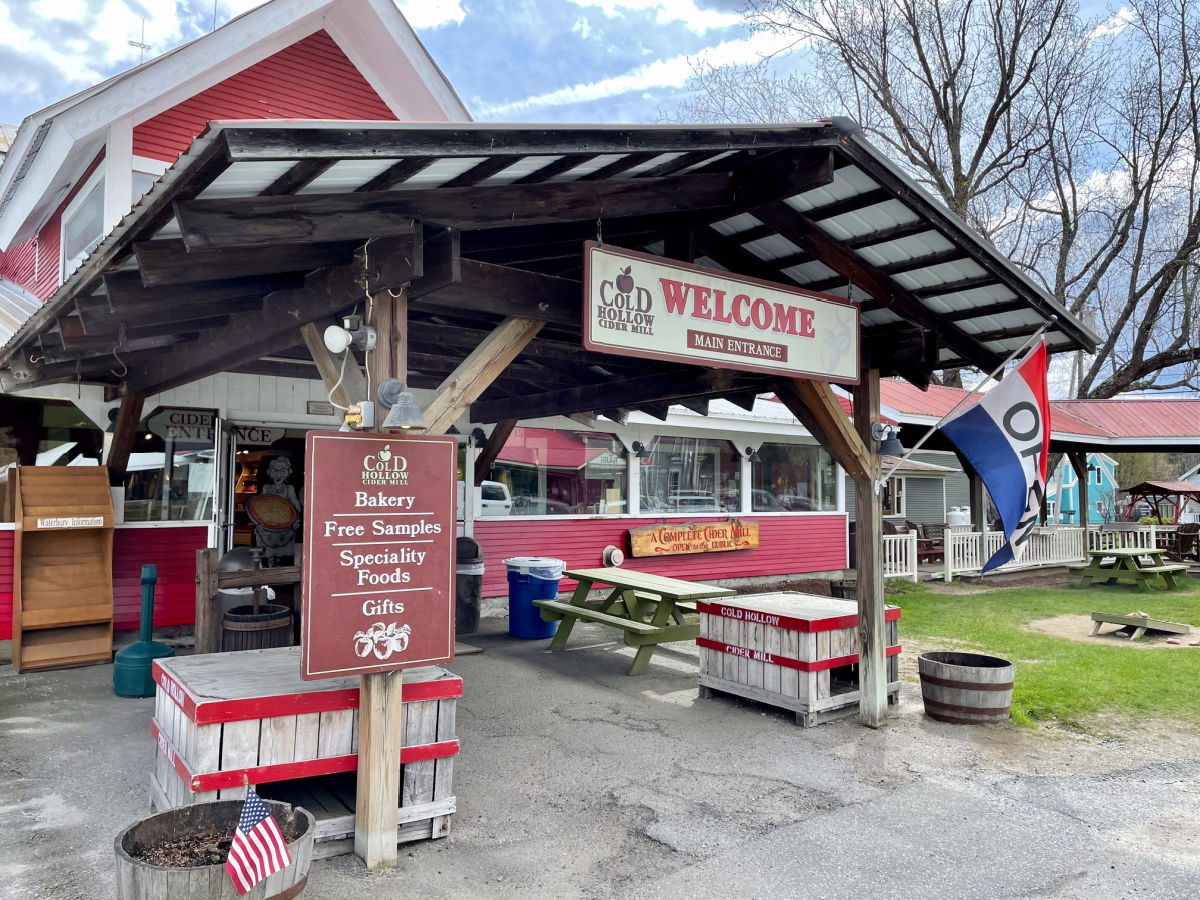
[0,0,777,127]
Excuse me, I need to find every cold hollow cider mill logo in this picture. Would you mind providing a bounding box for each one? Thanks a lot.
[361,444,409,485]
[597,265,656,335]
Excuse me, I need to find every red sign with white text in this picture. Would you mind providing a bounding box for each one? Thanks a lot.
[583,241,860,383]
[301,431,456,680]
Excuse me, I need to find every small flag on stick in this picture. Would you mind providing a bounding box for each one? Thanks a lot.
[225,783,291,895]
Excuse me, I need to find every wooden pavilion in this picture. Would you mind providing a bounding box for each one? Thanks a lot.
[0,119,1099,726]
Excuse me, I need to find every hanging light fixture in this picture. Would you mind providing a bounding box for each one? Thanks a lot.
[744,446,762,463]
[871,422,905,457]
[377,379,426,430]
[631,441,650,459]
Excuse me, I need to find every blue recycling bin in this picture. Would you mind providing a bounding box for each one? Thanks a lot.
[504,557,566,639]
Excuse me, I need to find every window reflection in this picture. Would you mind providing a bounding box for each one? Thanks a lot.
[486,428,626,516]
[751,442,837,512]
[640,436,740,514]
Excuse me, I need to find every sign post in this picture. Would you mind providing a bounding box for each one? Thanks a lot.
[301,430,456,867]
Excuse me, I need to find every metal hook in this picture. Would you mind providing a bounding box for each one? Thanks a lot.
[596,216,604,247]
[111,322,128,378]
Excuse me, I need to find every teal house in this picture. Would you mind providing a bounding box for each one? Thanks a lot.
[1047,453,1119,524]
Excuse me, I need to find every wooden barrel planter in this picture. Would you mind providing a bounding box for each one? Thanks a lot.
[221,605,294,652]
[918,651,1014,725]
[115,799,314,899]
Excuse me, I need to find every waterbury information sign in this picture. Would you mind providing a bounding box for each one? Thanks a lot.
[583,242,860,384]
[301,431,456,680]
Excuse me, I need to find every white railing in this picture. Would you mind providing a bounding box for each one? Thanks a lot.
[882,532,919,582]
[944,526,1088,579]
[1087,524,1157,552]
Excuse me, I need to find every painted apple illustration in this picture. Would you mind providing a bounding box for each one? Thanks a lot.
[378,445,392,462]
[615,266,634,294]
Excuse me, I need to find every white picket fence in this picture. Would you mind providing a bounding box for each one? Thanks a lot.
[882,532,919,582]
[1086,524,1158,552]
[943,526,1088,580]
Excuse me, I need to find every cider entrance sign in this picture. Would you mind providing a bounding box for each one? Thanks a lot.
[583,242,860,384]
[301,431,456,680]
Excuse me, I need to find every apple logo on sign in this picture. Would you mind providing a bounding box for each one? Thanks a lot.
[615,266,634,294]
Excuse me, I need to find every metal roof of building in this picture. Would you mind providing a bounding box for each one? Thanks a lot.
[0,119,1098,406]
[0,277,40,347]
[877,377,1198,449]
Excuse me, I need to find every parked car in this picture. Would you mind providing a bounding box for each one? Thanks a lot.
[777,494,816,511]
[480,480,513,516]
[750,490,786,512]
[511,495,573,515]
[667,491,722,513]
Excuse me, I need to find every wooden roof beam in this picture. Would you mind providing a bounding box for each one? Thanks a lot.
[134,238,363,287]
[173,172,736,250]
[751,203,1005,372]
[416,259,581,327]
[125,234,421,395]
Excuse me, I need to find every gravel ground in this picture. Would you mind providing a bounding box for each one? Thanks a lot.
[1,616,1198,899]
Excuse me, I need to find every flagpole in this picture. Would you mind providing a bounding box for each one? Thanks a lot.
[875,316,1056,492]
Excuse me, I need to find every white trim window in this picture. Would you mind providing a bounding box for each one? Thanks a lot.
[882,476,906,517]
[60,167,106,281]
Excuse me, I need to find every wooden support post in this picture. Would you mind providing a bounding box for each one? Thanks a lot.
[104,390,145,487]
[421,317,544,435]
[774,375,883,728]
[968,471,986,532]
[355,288,408,870]
[194,548,220,654]
[475,418,517,484]
[1068,451,1090,528]
[301,321,368,410]
[354,667,404,868]
[851,369,887,729]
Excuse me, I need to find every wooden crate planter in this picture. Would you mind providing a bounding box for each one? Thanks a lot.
[697,592,901,727]
[12,467,115,672]
[150,647,460,859]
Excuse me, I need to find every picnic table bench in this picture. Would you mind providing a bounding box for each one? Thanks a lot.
[535,567,735,675]
[1073,548,1188,591]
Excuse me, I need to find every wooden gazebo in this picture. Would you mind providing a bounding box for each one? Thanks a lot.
[0,119,1098,727]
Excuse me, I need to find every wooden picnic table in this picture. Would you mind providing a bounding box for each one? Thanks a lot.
[535,567,735,675]
[1075,548,1188,591]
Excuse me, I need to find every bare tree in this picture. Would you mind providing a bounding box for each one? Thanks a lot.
[677,0,1200,397]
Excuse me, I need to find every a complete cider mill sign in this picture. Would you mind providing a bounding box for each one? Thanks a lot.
[584,242,859,383]
[301,432,456,680]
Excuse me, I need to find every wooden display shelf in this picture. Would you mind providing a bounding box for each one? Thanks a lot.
[13,468,115,673]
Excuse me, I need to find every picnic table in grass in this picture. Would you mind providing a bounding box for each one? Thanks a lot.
[1074,547,1189,591]
[535,567,735,675]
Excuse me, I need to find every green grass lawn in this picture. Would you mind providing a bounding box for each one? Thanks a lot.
[890,579,1200,731]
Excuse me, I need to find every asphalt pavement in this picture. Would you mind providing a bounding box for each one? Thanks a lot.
[1,618,1198,899]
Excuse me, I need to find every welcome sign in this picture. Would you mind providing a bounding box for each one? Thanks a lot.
[583,242,859,383]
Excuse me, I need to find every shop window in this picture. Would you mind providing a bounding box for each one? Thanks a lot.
[750,442,837,512]
[486,428,626,516]
[882,477,905,517]
[123,440,216,522]
[640,436,740,514]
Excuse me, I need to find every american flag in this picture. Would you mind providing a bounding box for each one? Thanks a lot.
[225,786,291,895]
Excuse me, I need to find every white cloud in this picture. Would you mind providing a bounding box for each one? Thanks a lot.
[567,0,741,35]
[398,0,467,30]
[1088,6,1136,40]
[572,16,593,40]
[476,28,796,117]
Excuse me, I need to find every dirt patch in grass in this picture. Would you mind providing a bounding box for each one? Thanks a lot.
[1026,613,1200,649]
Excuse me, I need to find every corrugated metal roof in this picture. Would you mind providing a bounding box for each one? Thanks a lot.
[0,120,1100,396]
[0,277,40,346]
[877,377,1199,446]
[1055,400,1200,440]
